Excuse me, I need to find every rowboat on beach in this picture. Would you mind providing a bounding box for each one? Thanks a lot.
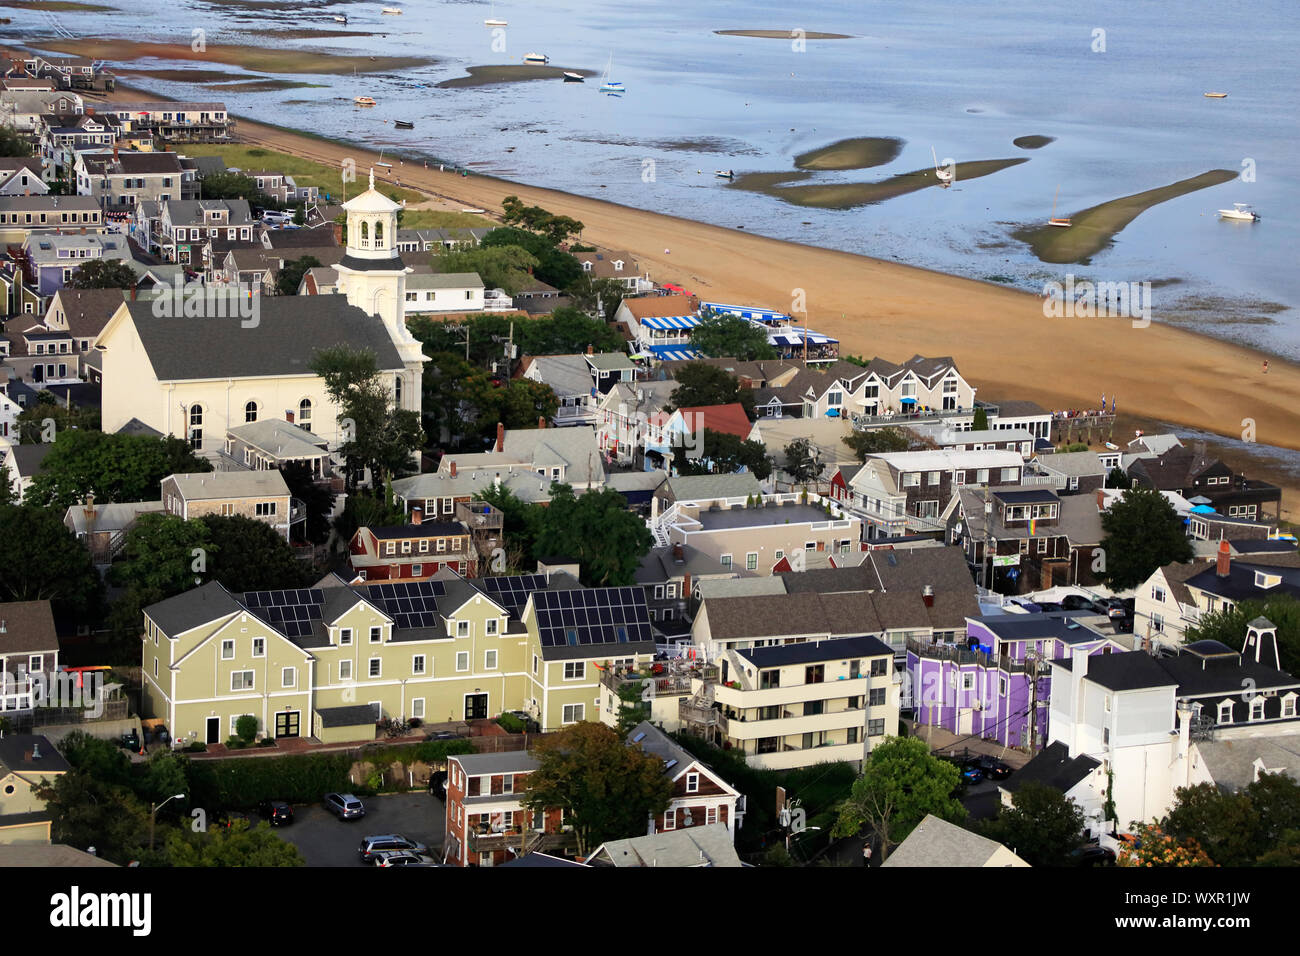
[333,15,348,23]
[381,6,403,14]
[354,96,377,106]
[932,146,953,187]
[1203,91,1228,98]
[1048,185,1071,227]
[715,169,734,179]
[563,72,584,82]
[394,120,414,129]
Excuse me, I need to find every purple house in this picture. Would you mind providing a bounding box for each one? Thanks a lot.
[908,614,1126,750]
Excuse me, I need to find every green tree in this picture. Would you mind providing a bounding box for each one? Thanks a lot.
[310,345,424,489]
[16,388,101,441]
[200,515,316,592]
[139,750,191,807]
[433,245,538,296]
[1106,466,1130,489]
[110,513,215,598]
[24,430,209,510]
[533,484,652,586]
[59,730,133,788]
[0,126,32,156]
[831,737,965,862]
[517,306,624,355]
[1160,782,1262,867]
[235,715,259,744]
[564,275,626,323]
[972,406,989,430]
[163,817,305,866]
[1257,830,1300,866]
[34,771,149,865]
[783,437,823,485]
[292,202,306,226]
[688,310,776,361]
[0,504,103,619]
[500,195,583,244]
[476,482,542,568]
[1183,596,1300,674]
[979,782,1085,866]
[521,721,672,855]
[275,254,321,296]
[200,171,258,201]
[65,258,138,290]
[668,362,755,418]
[845,426,912,462]
[481,226,582,290]
[671,429,771,480]
[280,461,336,545]
[332,485,407,545]
[1097,487,1194,590]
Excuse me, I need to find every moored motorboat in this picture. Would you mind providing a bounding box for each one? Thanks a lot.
[523,53,549,64]
[381,7,402,15]
[354,96,377,106]
[1203,91,1228,98]
[563,71,584,82]
[714,169,734,179]
[394,119,414,129]
[1218,202,1259,222]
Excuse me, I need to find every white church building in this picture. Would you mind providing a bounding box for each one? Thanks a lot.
[96,170,427,458]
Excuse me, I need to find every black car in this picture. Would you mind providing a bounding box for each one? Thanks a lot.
[1070,844,1117,867]
[975,755,1013,780]
[258,800,294,826]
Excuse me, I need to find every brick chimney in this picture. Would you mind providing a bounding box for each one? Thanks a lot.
[1096,487,1107,511]
[1217,539,1231,578]
[683,571,692,597]
[922,584,934,608]
[84,493,95,523]
[495,422,505,452]
[86,106,94,115]
[587,344,594,355]
[538,416,546,429]
[672,543,684,564]
[412,507,423,526]
[449,460,457,478]
[112,144,117,161]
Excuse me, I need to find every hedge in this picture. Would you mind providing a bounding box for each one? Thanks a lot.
[186,752,356,809]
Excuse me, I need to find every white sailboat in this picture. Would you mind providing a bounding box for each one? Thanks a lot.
[598,53,624,94]
[484,2,506,25]
[1218,202,1260,222]
[932,146,953,187]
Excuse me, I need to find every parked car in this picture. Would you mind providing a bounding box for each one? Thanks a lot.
[371,849,438,867]
[1070,844,1117,866]
[324,792,366,820]
[960,765,985,785]
[1061,594,1106,614]
[359,834,428,863]
[258,799,294,826]
[974,755,1012,780]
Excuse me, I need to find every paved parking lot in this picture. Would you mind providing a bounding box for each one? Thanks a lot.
[275,792,446,866]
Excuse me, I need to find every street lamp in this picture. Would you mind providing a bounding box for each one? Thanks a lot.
[149,793,186,852]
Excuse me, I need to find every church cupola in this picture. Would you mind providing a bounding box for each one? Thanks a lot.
[342,168,403,263]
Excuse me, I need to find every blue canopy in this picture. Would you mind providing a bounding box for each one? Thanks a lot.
[1189,505,1217,514]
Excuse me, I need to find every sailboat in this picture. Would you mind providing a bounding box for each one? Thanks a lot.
[484,2,506,25]
[932,146,953,187]
[1048,186,1071,227]
[598,53,624,94]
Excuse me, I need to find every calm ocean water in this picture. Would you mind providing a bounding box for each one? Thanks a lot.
[7,0,1300,354]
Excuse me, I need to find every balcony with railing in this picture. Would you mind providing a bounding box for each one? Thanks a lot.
[467,826,578,855]
[851,400,999,431]
[905,637,1043,675]
[601,662,718,697]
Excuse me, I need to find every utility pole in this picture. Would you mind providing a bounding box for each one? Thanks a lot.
[982,485,993,591]
[1026,649,1038,752]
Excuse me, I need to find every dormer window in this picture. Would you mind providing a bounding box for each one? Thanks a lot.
[1251,696,1266,722]
[1218,699,1234,725]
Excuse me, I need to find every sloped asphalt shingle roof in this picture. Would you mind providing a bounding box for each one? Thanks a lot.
[124,297,406,380]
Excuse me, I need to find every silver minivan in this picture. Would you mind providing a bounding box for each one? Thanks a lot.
[324,792,366,820]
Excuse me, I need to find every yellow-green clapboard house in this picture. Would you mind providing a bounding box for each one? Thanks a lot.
[142,570,658,744]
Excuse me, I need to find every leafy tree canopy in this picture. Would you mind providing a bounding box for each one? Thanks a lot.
[978,781,1086,867]
[24,429,209,510]
[689,310,776,362]
[65,258,138,290]
[199,514,317,592]
[1117,823,1215,867]
[521,722,672,855]
[1161,774,1300,867]
[533,484,652,587]
[783,437,823,485]
[500,195,584,244]
[275,254,321,297]
[16,390,101,442]
[845,426,913,462]
[0,504,103,619]
[672,429,771,481]
[0,126,32,157]
[564,275,626,323]
[831,736,965,862]
[200,171,258,201]
[668,362,755,418]
[480,226,582,290]
[1097,487,1194,590]
[433,244,538,296]
[1183,596,1300,674]
[164,817,305,867]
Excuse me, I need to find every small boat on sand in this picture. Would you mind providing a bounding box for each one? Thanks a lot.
[1218,202,1259,222]
[932,146,953,186]
[485,2,506,25]
[333,15,348,23]
[381,6,403,15]
[1047,185,1071,227]
[354,96,377,106]
[715,169,734,179]
[523,53,549,64]
[394,119,414,129]
[1203,91,1228,98]
[563,72,584,82]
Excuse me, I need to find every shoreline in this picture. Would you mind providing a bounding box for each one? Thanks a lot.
[93,81,1300,470]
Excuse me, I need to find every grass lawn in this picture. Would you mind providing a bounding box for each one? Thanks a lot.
[400,209,494,230]
[186,145,426,205]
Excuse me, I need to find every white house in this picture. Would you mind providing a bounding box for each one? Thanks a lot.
[403,272,485,315]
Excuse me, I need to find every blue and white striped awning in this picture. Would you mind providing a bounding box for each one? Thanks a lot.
[647,345,704,361]
[767,328,839,347]
[700,301,793,325]
[639,314,701,331]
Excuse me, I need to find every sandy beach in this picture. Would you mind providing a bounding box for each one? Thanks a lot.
[95,83,1300,476]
